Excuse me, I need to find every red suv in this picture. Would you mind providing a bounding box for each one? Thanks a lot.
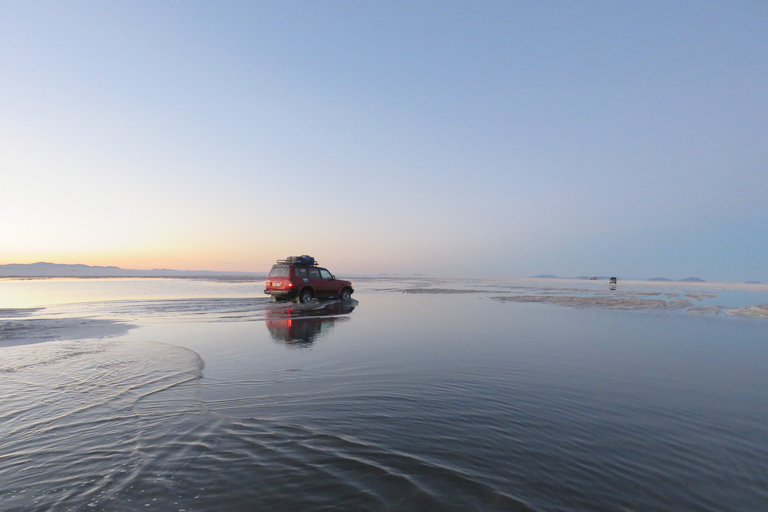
[264,255,354,303]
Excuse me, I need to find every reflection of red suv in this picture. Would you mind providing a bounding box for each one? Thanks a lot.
[264,255,354,303]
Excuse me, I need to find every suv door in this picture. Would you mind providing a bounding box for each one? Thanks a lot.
[307,267,323,296]
[317,268,337,296]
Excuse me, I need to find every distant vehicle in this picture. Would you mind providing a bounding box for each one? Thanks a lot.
[264,255,354,303]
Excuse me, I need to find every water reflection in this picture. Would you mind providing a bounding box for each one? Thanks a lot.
[265,299,357,347]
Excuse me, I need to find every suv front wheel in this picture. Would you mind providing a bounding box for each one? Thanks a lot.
[340,288,352,301]
[298,289,313,304]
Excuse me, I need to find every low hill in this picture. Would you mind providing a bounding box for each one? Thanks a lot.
[0,262,262,278]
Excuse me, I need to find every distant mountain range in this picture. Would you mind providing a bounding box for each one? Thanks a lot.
[533,274,708,282]
[0,262,263,278]
[649,277,707,282]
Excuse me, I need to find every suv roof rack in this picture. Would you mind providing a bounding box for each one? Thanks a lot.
[275,260,319,266]
[275,255,319,266]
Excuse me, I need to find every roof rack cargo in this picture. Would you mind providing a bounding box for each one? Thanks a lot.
[275,255,317,266]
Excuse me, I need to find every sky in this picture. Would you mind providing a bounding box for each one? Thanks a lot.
[1,1,766,281]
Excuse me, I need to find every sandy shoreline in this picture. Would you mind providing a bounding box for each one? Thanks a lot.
[491,295,694,310]
[395,279,768,318]
[725,304,768,319]
[0,317,134,347]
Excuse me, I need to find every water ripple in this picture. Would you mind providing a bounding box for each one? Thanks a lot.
[0,339,536,512]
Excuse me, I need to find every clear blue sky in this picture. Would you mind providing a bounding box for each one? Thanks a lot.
[2,1,766,281]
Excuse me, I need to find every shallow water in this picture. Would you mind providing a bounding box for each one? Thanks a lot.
[1,278,767,511]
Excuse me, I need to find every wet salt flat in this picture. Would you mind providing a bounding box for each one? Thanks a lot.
[1,277,768,511]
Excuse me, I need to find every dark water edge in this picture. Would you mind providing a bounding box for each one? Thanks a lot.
[1,290,768,511]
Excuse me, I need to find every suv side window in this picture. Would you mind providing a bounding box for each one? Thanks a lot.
[308,268,320,279]
[294,267,308,278]
[319,269,332,279]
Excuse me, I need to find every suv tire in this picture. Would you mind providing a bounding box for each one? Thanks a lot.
[340,288,352,301]
[299,289,313,304]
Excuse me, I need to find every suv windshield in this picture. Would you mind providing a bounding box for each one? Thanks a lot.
[268,266,290,278]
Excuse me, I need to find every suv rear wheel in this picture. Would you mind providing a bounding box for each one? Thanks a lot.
[298,289,313,303]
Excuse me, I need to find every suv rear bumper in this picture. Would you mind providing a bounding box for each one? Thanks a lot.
[264,289,297,299]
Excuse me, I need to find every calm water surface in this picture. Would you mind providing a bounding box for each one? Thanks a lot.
[1,278,767,511]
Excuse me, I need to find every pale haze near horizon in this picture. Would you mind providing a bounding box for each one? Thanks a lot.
[1,1,766,281]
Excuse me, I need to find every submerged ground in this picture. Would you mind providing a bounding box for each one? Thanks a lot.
[1,277,767,511]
